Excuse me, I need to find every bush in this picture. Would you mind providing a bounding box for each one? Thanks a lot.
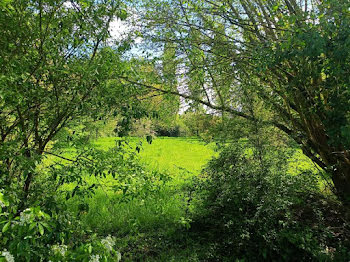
[127,117,189,138]
[130,118,156,137]
[181,112,221,138]
[154,124,181,137]
[0,136,171,261]
[0,188,123,261]
[191,143,350,261]
[153,118,187,137]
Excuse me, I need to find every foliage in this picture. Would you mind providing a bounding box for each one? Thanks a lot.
[181,112,220,139]
[2,0,350,260]
[0,1,146,258]
[192,143,350,261]
[127,111,222,138]
[129,117,156,137]
[135,0,350,205]
[0,1,162,258]
[0,134,174,260]
[0,201,123,261]
[153,121,182,137]
[0,0,135,211]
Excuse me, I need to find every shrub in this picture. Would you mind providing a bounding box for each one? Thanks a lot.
[153,120,185,137]
[154,124,181,137]
[130,118,156,137]
[0,136,170,261]
[0,189,124,261]
[191,143,350,261]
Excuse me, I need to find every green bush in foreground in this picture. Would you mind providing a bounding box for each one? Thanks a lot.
[192,143,350,261]
[0,180,123,261]
[0,136,171,261]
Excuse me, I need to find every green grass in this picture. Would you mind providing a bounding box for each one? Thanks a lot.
[65,137,215,241]
[57,136,322,261]
[94,136,215,175]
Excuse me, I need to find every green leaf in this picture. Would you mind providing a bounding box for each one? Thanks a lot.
[41,222,52,231]
[0,193,9,207]
[38,223,44,235]
[42,212,51,220]
[119,9,127,20]
[146,135,153,144]
[29,223,36,231]
[0,0,13,7]
[2,221,10,233]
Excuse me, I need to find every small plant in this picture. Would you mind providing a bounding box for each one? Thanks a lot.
[0,200,53,260]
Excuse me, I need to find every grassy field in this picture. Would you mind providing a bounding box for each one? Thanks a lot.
[94,136,316,175]
[94,136,215,175]
[58,137,216,260]
[57,136,321,261]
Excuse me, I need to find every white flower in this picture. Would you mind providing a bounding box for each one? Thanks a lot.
[89,254,100,262]
[19,209,32,226]
[51,244,68,257]
[101,235,115,251]
[1,249,15,262]
[116,251,122,262]
[0,200,5,208]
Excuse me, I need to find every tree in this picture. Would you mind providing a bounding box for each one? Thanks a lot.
[0,0,128,209]
[162,33,181,116]
[131,0,350,205]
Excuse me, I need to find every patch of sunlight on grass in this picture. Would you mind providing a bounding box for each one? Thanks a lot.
[94,136,216,177]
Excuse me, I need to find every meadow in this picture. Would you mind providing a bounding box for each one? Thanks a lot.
[55,136,321,261]
[3,2,350,260]
[94,136,215,175]
[3,132,342,261]
[56,137,215,260]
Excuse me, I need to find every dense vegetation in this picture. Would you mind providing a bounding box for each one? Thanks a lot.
[1,0,350,261]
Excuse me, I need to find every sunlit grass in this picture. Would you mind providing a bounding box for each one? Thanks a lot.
[51,136,325,260]
[94,136,216,175]
[62,137,215,238]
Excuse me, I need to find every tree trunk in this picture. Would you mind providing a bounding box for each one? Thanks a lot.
[332,161,350,207]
